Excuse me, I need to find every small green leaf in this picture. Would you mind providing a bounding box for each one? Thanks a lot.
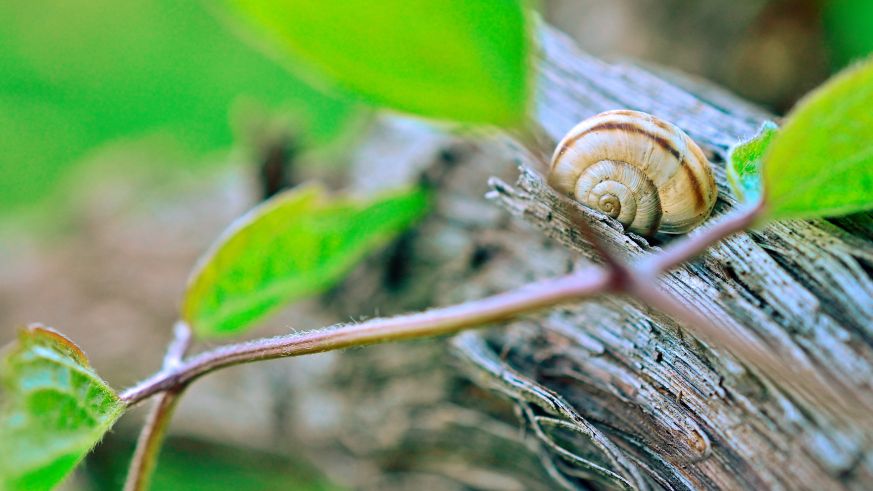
[222,0,532,126]
[727,121,778,204]
[183,184,430,337]
[0,325,124,491]
[762,57,873,220]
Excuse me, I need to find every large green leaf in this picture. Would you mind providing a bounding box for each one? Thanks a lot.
[0,325,124,491]
[761,57,873,220]
[183,184,430,337]
[727,121,778,205]
[0,0,356,212]
[223,0,532,125]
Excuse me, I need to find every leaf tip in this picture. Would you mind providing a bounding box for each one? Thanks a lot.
[20,323,90,367]
[727,120,779,205]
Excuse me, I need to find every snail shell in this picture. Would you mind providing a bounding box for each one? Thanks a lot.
[548,110,717,235]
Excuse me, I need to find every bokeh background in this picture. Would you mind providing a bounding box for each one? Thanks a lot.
[1,1,871,489]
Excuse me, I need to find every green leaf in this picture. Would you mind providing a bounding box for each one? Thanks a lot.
[761,57,873,220]
[183,184,430,337]
[727,121,778,204]
[222,0,532,126]
[0,0,356,213]
[0,325,124,491]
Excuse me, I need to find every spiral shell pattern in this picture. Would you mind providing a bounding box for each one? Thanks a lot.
[548,110,717,235]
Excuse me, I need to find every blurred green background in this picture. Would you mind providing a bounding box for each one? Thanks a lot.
[0,0,358,223]
[1,1,871,490]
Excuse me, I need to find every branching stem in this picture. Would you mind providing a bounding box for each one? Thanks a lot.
[120,202,767,408]
[119,201,867,491]
[123,322,192,491]
[121,266,613,406]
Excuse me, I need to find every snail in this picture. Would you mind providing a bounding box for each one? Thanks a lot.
[548,110,717,235]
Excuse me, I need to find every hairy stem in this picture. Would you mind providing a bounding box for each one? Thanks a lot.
[122,204,864,424]
[121,267,613,406]
[123,322,192,491]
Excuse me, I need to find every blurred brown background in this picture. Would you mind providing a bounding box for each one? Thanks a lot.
[547,0,835,112]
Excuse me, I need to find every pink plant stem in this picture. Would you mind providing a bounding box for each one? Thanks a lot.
[120,267,613,406]
[638,201,765,276]
[119,201,865,437]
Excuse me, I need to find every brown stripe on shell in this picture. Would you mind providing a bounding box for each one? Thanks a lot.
[553,121,683,171]
[688,142,716,202]
[608,109,646,118]
[652,117,678,134]
[680,160,706,212]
